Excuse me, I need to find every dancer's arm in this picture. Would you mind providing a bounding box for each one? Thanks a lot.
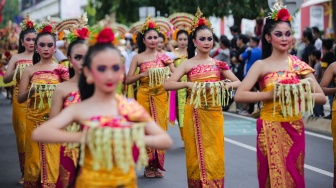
[17,66,34,103]
[235,61,273,103]
[32,104,82,143]
[320,62,336,95]
[49,85,65,118]
[164,61,193,91]
[3,54,18,83]
[220,69,241,90]
[144,121,173,150]
[125,55,146,84]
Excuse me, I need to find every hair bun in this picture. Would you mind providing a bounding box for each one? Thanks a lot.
[96,27,115,44]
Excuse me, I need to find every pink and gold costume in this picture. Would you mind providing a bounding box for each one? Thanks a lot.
[184,59,229,188]
[137,53,172,171]
[24,64,69,188]
[75,95,151,188]
[56,91,81,188]
[257,55,313,188]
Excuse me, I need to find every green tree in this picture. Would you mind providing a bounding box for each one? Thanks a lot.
[0,0,20,28]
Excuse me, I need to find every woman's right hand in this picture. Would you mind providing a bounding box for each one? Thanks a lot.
[139,71,149,77]
[186,82,194,89]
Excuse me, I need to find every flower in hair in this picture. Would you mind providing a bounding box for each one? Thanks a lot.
[268,0,292,22]
[67,27,90,43]
[89,27,115,46]
[190,7,213,33]
[140,16,160,34]
[20,15,35,31]
[36,23,55,34]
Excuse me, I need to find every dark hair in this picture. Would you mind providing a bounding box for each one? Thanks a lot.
[322,39,334,50]
[302,29,314,43]
[158,32,166,43]
[251,36,260,44]
[176,30,189,40]
[261,18,291,59]
[78,43,121,100]
[311,49,321,59]
[136,28,159,53]
[238,34,249,44]
[187,26,213,59]
[32,32,56,64]
[219,35,230,48]
[230,25,239,33]
[18,28,36,53]
[312,26,320,34]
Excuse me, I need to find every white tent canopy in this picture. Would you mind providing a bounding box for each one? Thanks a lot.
[301,0,331,8]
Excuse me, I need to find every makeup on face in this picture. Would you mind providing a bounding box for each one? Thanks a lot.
[38,42,54,48]
[96,64,121,73]
[272,30,292,38]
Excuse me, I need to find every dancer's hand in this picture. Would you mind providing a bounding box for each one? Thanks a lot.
[140,71,149,77]
[186,82,194,89]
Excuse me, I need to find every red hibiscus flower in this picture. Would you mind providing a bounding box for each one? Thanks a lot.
[42,25,53,33]
[4,51,10,58]
[26,21,34,28]
[198,18,205,26]
[148,22,155,29]
[277,9,291,21]
[96,27,115,44]
[77,28,89,40]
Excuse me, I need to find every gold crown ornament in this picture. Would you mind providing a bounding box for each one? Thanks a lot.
[267,0,292,22]
[168,12,194,40]
[140,15,160,34]
[20,14,35,31]
[190,7,213,34]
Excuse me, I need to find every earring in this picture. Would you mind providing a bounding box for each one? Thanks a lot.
[86,76,93,84]
[194,44,196,47]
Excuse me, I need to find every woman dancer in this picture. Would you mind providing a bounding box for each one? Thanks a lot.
[3,15,35,185]
[234,1,326,187]
[49,25,89,187]
[164,8,240,187]
[320,61,336,187]
[125,16,174,178]
[32,27,172,187]
[18,22,69,187]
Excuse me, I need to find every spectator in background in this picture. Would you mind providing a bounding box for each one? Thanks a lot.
[309,50,324,117]
[312,26,322,52]
[321,38,335,119]
[301,29,316,64]
[238,36,262,116]
[230,25,239,51]
[289,37,297,55]
[210,35,231,64]
[254,18,263,38]
[231,34,249,81]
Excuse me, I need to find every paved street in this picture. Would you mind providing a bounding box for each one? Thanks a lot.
[0,94,333,187]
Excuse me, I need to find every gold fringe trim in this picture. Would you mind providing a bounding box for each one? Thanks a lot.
[63,122,81,148]
[189,80,233,108]
[273,78,315,117]
[79,123,148,173]
[13,63,32,80]
[148,67,170,88]
[28,84,57,109]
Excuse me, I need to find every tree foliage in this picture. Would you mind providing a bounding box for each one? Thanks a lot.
[0,0,20,28]
[91,0,268,27]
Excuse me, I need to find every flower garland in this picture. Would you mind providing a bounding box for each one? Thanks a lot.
[36,23,56,35]
[268,0,292,22]
[140,15,160,34]
[190,7,213,33]
[20,14,35,31]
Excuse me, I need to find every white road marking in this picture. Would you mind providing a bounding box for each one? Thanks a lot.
[224,137,333,178]
[224,112,333,141]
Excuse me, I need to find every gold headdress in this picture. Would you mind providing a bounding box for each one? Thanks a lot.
[140,15,160,34]
[20,14,35,31]
[153,17,173,43]
[89,27,115,46]
[267,0,292,22]
[190,7,213,34]
[36,18,56,35]
[55,12,88,40]
[168,12,194,40]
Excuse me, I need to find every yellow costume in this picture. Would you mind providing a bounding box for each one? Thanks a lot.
[137,53,172,171]
[184,59,229,188]
[24,65,69,188]
[12,59,32,174]
[75,95,151,188]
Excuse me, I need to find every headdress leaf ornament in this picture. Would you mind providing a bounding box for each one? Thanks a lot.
[20,14,35,31]
[140,15,160,34]
[267,0,292,22]
[190,7,213,34]
[65,13,91,43]
[36,22,56,35]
